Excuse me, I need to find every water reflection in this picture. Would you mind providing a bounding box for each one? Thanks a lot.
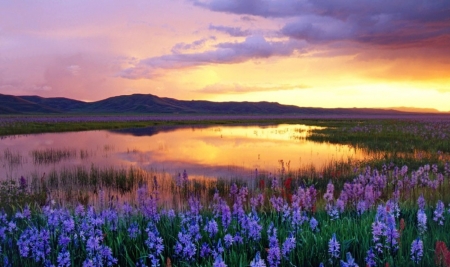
[0,124,367,180]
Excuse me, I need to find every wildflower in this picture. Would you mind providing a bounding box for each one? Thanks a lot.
[213,254,227,267]
[200,243,211,258]
[411,238,423,264]
[205,219,219,238]
[145,223,164,267]
[434,200,445,226]
[250,252,266,267]
[57,251,71,267]
[174,232,196,262]
[434,241,450,267]
[281,233,296,259]
[127,222,139,240]
[417,209,427,235]
[417,194,426,210]
[340,252,358,267]
[224,234,233,248]
[267,224,281,267]
[365,248,376,267]
[310,217,319,232]
[323,181,334,202]
[328,233,340,259]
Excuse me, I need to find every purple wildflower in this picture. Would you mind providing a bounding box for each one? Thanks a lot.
[127,222,139,240]
[433,200,445,225]
[281,233,296,259]
[309,217,319,232]
[365,248,376,267]
[200,243,211,258]
[417,209,427,235]
[371,221,385,254]
[417,194,426,210]
[205,219,219,238]
[213,254,227,267]
[250,252,266,267]
[174,232,196,262]
[410,238,423,264]
[57,251,71,267]
[328,233,340,259]
[146,223,164,267]
[340,252,358,267]
[224,234,233,248]
[267,224,281,267]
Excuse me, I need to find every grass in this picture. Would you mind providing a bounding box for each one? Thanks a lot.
[2,163,450,266]
[3,116,450,265]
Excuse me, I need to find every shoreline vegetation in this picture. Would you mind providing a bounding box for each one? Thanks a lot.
[2,114,450,266]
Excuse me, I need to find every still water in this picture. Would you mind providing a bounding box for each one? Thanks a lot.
[0,124,367,180]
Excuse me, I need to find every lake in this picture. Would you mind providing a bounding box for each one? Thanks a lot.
[0,124,368,181]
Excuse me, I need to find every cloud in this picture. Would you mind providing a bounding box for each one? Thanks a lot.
[209,24,251,37]
[120,35,306,79]
[193,0,450,48]
[171,36,216,53]
[190,0,305,18]
[198,83,309,94]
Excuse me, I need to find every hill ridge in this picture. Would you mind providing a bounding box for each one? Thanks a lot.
[0,93,439,115]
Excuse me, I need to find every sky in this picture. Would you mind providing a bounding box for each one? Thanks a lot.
[1,0,450,111]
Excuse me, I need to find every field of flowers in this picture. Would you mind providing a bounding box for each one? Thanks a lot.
[3,116,450,266]
[2,162,450,267]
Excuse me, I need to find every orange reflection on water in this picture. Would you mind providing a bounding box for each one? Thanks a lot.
[0,124,368,180]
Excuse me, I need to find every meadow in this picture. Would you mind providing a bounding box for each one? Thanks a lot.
[2,115,450,266]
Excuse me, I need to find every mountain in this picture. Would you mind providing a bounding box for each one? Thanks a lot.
[0,93,433,115]
[0,94,61,114]
[20,95,88,112]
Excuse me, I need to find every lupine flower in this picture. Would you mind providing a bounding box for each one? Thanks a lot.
[434,200,445,225]
[174,232,196,262]
[340,252,358,267]
[200,243,211,258]
[213,254,227,267]
[250,252,266,267]
[417,209,427,235]
[127,222,139,240]
[267,224,281,267]
[205,219,219,238]
[328,233,340,259]
[224,234,233,248]
[417,195,426,210]
[310,217,319,232]
[365,248,376,267]
[145,223,164,267]
[411,238,423,264]
[281,233,296,259]
[57,251,71,267]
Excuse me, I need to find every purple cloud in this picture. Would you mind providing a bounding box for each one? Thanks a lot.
[171,36,217,53]
[193,0,450,48]
[209,24,251,37]
[120,35,306,79]
[190,0,305,18]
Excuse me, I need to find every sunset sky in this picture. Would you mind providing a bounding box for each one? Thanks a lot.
[1,0,449,111]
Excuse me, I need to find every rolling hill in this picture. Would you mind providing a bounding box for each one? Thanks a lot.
[0,93,439,115]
